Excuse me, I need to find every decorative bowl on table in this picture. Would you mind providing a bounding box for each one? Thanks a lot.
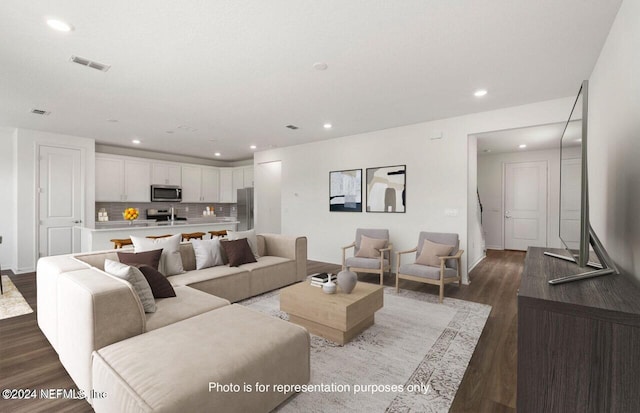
[123,208,139,224]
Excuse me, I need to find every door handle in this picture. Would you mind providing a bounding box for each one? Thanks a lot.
[73,220,82,224]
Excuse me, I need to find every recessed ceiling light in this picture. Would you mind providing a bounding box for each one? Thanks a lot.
[474,89,488,97]
[214,152,221,157]
[483,149,491,153]
[519,144,527,149]
[313,62,328,71]
[106,119,118,123]
[250,145,257,150]
[166,130,174,134]
[132,139,141,144]
[576,138,582,142]
[46,19,73,32]
[323,123,332,129]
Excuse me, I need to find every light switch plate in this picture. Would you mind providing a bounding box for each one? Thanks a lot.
[444,208,459,217]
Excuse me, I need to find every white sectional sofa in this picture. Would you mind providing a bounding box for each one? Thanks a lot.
[37,233,310,413]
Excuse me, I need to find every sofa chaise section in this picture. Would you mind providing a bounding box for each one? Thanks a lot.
[56,268,229,395]
[92,304,310,413]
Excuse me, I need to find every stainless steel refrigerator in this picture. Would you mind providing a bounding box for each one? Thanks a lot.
[236,188,254,231]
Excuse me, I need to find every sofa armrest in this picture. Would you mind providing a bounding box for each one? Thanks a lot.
[257,234,308,282]
[57,269,145,394]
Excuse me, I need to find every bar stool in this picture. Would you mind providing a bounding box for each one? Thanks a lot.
[182,232,206,241]
[208,230,227,238]
[110,238,133,249]
[146,234,173,239]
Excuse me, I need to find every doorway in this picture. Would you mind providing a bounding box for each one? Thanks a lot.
[38,145,83,257]
[475,122,565,251]
[503,161,548,250]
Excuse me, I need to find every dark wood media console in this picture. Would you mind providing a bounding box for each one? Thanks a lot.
[517,247,640,413]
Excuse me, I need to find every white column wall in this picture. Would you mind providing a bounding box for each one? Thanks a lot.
[0,128,17,271]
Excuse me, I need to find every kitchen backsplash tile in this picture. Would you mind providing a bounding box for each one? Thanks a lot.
[96,202,236,221]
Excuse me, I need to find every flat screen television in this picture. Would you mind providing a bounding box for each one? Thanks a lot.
[544,80,618,284]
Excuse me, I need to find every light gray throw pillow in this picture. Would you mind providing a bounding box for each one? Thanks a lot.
[130,233,184,276]
[192,238,224,270]
[104,259,156,313]
[226,229,259,259]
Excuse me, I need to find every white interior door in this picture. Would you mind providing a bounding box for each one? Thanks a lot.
[504,161,547,250]
[39,145,82,257]
[560,158,581,249]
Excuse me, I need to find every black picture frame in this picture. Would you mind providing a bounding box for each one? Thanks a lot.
[366,165,406,213]
[329,169,362,212]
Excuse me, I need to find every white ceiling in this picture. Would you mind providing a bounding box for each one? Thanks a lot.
[0,1,622,161]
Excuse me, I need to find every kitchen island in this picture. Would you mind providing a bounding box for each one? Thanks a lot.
[79,219,239,251]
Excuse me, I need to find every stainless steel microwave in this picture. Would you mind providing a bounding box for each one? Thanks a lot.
[151,185,182,202]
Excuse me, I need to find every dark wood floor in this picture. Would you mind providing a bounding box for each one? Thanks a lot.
[0,249,522,412]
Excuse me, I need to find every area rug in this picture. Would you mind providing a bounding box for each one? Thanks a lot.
[0,275,34,320]
[240,286,491,413]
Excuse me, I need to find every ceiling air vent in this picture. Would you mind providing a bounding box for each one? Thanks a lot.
[285,124,299,130]
[30,109,51,115]
[70,55,111,72]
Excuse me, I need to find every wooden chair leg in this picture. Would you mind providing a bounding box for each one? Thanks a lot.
[439,283,444,303]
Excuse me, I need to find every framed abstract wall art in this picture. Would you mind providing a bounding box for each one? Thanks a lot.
[329,169,362,212]
[366,165,406,213]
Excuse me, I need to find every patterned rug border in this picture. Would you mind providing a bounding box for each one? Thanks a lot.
[0,275,34,320]
[240,283,492,412]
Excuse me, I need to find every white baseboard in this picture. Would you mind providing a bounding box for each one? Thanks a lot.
[486,245,504,251]
[468,254,486,273]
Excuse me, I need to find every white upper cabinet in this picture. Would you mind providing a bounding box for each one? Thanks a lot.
[219,169,233,203]
[181,165,219,202]
[124,159,151,202]
[201,167,220,202]
[95,154,150,202]
[95,156,124,202]
[151,163,181,186]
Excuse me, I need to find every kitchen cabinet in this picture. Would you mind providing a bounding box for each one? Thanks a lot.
[181,165,219,202]
[95,154,150,202]
[151,163,181,185]
[219,169,233,203]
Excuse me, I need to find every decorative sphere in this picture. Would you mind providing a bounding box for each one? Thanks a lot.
[337,269,357,294]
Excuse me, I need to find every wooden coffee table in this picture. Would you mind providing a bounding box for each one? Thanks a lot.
[280,281,383,345]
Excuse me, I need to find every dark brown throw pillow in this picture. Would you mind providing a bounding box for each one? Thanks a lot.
[117,249,163,271]
[136,265,176,298]
[221,238,257,267]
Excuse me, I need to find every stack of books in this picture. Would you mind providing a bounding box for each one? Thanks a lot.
[310,273,334,288]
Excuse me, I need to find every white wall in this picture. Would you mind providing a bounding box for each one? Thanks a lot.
[589,0,640,281]
[255,96,574,283]
[0,128,17,271]
[478,148,569,250]
[15,129,95,273]
[255,160,282,234]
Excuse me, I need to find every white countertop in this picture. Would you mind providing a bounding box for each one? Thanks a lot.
[84,220,239,233]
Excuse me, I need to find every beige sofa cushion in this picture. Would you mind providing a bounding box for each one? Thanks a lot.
[92,305,310,413]
[36,255,90,349]
[57,268,145,395]
[169,266,251,303]
[73,250,119,271]
[146,286,230,332]
[243,256,297,296]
